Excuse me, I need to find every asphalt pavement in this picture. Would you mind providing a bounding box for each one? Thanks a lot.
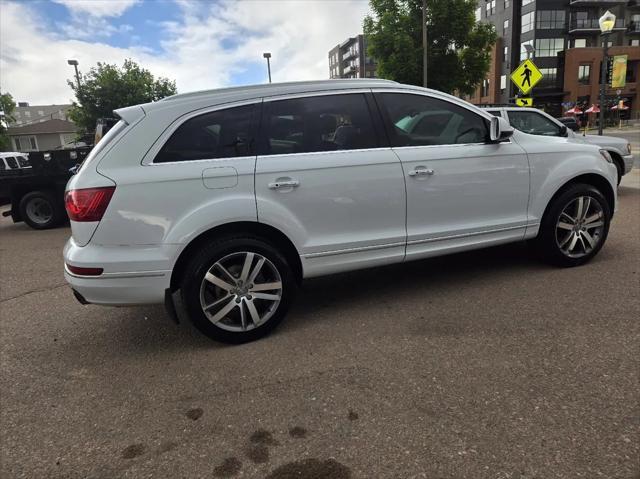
[1,172,638,478]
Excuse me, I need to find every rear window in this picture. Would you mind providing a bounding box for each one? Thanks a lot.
[5,157,18,169]
[78,119,128,174]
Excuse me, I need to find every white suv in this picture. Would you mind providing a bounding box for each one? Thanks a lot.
[63,80,617,343]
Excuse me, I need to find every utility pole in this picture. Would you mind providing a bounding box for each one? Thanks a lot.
[422,0,428,88]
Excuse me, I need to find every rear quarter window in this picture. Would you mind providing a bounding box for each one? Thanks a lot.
[154,104,256,163]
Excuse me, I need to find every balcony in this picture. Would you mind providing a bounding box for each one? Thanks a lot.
[343,64,358,75]
[569,0,627,5]
[342,49,358,60]
[568,18,626,33]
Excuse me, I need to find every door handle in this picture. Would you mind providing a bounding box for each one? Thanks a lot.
[268,179,300,189]
[408,167,434,177]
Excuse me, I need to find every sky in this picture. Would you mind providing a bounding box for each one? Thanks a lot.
[0,0,371,105]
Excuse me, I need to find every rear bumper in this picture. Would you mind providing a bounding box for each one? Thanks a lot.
[63,238,175,305]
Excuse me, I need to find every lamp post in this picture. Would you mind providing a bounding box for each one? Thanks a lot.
[598,10,616,136]
[67,59,80,89]
[263,52,272,84]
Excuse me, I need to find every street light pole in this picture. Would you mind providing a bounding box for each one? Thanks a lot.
[67,59,80,89]
[422,0,428,88]
[597,10,616,136]
[263,53,272,84]
[598,37,609,136]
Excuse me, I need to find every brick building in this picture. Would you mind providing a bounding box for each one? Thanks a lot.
[469,0,640,118]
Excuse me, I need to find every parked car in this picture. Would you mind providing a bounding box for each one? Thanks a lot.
[64,79,618,343]
[483,106,633,184]
[557,116,580,132]
[0,151,31,172]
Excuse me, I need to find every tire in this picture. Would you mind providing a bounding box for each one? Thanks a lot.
[19,190,64,230]
[535,183,611,267]
[180,235,296,343]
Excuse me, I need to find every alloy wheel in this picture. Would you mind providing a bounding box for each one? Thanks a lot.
[199,252,283,332]
[555,196,605,258]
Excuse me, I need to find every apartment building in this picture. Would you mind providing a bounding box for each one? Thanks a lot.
[469,0,640,117]
[328,35,378,79]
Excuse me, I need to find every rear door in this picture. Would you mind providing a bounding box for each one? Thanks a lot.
[375,91,530,260]
[254,91,407,277]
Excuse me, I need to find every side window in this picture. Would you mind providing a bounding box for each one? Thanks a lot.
[507,111,561,136]
[261,94,377,155]
[154,104,255,163]
[379,93,488,146]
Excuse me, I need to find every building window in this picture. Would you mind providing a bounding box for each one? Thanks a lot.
[503,19,509,34]
[521,12,535,33]
[475,7,481,22]
[503,46,509,62]
[578,65,591,85]
[500,75,507,92]
[522,0,534,6]
[520,40,533,61]
[481,79,490,97]
[539,68,557,87]
[630,39,640,47]
[573,39,587,48]
[537,10,565,29]
[485,0,496,16]
[13,136,37,151]
[24,111,31,118]
[504,0,511,8]
[535,38,564,57]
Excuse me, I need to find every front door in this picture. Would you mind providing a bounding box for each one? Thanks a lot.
[375,92,530,260]
[254,92,407,277]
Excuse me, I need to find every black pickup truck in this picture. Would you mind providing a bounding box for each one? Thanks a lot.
[0,148,90,229]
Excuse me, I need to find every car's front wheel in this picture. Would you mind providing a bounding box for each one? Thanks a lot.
[536,183,611,267]
[180,236,295,343]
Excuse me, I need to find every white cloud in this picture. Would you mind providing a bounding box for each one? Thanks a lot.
[0,0,371,105]
[51,0,139,17]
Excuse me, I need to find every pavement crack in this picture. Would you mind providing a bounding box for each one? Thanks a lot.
[1,283,67,303]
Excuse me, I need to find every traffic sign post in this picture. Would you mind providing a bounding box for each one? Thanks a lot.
[510,59,543,96]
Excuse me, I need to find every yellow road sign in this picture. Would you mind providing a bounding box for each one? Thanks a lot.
[511,59,542,95]
[516,97,533,107]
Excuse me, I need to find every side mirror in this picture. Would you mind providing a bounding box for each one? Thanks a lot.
[559,125,568,137]
[489,116,514,143]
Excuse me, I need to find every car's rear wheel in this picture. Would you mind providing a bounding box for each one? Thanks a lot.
[535,183,611,267]
[19,190,64,230]
[180,236,295,343]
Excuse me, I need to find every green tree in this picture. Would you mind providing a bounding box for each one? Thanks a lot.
[0,91,17,151]
[68,59,177,132]
[364,0,497,95]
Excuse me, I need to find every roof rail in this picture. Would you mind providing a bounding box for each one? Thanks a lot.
[161,79,398,102]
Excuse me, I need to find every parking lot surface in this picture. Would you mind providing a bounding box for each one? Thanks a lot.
[1,172,639,479]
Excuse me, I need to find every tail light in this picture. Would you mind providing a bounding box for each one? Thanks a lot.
[65,186,115,222]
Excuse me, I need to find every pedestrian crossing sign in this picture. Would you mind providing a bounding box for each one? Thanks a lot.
[516,97,533,107]
[511,59,542,95]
